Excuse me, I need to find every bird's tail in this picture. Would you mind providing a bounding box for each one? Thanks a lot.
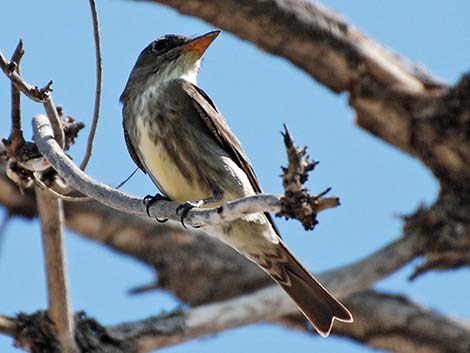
[261,241,353,336]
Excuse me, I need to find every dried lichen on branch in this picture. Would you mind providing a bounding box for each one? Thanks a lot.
[277,125,339,230]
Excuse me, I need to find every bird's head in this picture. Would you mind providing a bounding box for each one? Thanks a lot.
[120,30,220,102]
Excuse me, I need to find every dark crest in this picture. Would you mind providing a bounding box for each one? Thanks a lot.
[140,34,189,59]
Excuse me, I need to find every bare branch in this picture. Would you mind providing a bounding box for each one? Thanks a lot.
[149,0,440,91]
[319,233,425,298]
[121,290,470,353]
[0,169,426,305]
[32,114,336,228]
[115,167,139,189]
[0,49,64,148]
[0,314,16,337]
[80,0,103,170]
[409,251,470,281]
[2,168,466,353]
[9,39,25,153]
[404,190,470,279]
[36,186,77,353]
[335,291,470,353]
[2,290,468,353]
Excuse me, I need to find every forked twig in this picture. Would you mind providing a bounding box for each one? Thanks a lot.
[0,50,64,148]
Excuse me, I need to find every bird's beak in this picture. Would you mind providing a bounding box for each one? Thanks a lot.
[183,30,221,57]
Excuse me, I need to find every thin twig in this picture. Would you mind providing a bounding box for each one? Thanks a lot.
[36,186,77,353]
[31,166,137,203]
[115,167,139,189]
[10,39,25,149]
[33,173,92,202]
[80,0,103,170]
[32,166,139,202]
[0,49,64,148]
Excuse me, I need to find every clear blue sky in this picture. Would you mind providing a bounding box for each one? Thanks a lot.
[0,1,468,352]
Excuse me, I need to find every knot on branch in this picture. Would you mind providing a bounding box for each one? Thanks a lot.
[75,312,132,353]
[60,113,86,151]
[277,125,339,230]
[3,141,45,193]
[32,80,53,102]
[16,311,61,353]
[75,310,185,352]
[404,188,470,280]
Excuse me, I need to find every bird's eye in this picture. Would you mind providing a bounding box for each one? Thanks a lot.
[152,40,168,53]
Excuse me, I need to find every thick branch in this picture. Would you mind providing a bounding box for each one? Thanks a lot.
[404,189,470,279]
[36,187,77,353]
[336,291,470,353]
[2,290,468,353]
[118,290,470,353]
[150,0,437,92]
[32,114,335,229]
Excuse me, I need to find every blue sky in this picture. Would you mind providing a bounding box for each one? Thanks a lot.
[0,1,469,352]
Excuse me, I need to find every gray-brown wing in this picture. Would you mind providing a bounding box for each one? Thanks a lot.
[123,126,146,174]
[174,79,282,237]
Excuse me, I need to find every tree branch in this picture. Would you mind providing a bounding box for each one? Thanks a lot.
[0,3,467,351]
[32,114,336,229]
[0,168,427,305]
[9,39,25,154]
[335,291,470,353]
[1,165,466,353]
[0,314,17,337]
[0,49,64,148]
[404,190,470,280]
[1,290,468,353]
[80,0,103,170]
[149,0,439,92]
[117,290,470,353]
[32,113,434,301]
[36,186,77,353]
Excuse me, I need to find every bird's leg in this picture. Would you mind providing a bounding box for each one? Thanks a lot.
[143,193,171,222]
[176,188,224,228]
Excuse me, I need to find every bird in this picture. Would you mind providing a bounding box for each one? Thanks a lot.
[120,29,353,336]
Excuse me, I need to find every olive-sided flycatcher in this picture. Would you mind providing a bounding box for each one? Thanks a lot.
[120,30,352,336]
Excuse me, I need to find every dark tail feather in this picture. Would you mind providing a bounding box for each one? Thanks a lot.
[270,242,353,337]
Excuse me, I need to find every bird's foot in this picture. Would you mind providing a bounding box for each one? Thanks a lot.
[143,193,170,222]
[176,200,204,229]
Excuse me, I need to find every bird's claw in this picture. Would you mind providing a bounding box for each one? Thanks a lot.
[176,200,203,228]
[143,193,170,222]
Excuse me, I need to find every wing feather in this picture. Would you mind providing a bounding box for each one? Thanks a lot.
[174,79,282,237]
[123,126,146,174]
